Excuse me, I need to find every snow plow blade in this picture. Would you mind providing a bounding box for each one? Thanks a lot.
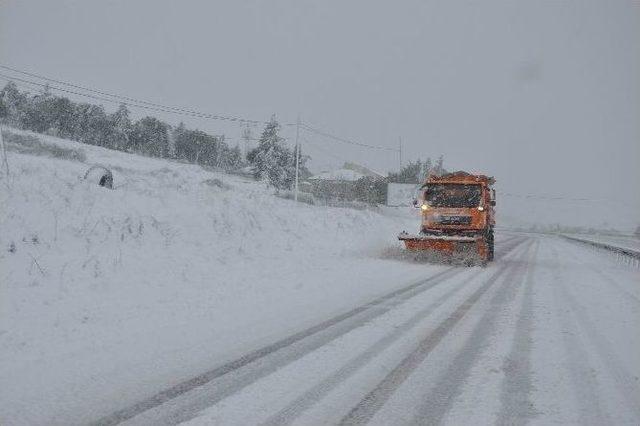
[398,232,488,261]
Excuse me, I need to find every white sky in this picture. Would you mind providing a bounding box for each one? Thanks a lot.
[1,0,638,230]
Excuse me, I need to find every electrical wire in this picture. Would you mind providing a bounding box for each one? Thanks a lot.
[0,64,275,125]
[0,73,249,122]
[1,65,404,177]
[496,191,634,207]
[301,122,399,152]
[300,137,344,162]
[1,65,401,154]
[1,74,630,207]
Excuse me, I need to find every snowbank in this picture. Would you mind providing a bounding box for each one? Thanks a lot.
[562,233,640,253]
[0,129,439,425]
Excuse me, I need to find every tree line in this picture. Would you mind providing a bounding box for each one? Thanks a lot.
[387,156,446,184]
[247,116,310,190]
[0,82,248,171]
[0,82,314,188]
[0,81,447,197]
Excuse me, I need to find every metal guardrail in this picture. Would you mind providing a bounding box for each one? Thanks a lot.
[561,235,640,268]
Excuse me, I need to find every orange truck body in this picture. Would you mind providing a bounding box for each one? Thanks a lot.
[398,171,496,263]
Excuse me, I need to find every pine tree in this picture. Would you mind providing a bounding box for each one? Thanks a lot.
[130,116,170,157]
[48,96,76,139]
[0,82,28,128]
[25,85,57,134]
[73,103,109,146]
[23,92,51,133]
[388,160,424,184]
[247,116,296,190]
[424,157,433,177]
[173,122,188,159]
[222,144,243,170]
[109,103,132,151]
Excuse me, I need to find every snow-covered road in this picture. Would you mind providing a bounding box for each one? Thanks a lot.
[2,130,638,425]
[92,234,639,426]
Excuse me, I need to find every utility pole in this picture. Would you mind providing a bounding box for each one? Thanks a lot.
[294,116,301,202]
[398,136,403,169]
[241,124,252,159]
[0,123,8,177]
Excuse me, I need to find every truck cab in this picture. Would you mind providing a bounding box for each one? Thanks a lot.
[400,171,496,263]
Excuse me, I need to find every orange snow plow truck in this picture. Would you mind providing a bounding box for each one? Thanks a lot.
[398,171,496,264]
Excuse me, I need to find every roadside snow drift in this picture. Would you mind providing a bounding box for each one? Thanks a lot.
[0,129,440,425]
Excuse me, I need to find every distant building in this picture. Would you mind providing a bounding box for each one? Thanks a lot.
[308,162,384,182]
[306,162,385,203]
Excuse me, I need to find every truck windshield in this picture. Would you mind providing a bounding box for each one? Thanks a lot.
[424,184,482,208]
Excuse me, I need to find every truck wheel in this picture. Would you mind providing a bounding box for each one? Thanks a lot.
[487,228,495,261]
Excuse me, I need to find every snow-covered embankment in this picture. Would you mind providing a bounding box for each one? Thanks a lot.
[0,129,438,424]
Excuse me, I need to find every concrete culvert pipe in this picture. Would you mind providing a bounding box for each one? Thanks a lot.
[84,165,113,189]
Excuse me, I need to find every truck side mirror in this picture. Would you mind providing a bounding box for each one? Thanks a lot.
[490,200,496,206]
[412,198,419,208]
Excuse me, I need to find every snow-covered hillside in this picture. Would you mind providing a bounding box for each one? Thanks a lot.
[0,129,439,424]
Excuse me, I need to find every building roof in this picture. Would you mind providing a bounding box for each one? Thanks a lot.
[308,162,385,182]
[308,168,366,182]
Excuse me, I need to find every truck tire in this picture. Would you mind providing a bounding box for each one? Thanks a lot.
[487,227,495,261]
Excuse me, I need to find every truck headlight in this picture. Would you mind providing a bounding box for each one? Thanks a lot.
[478,206,485,211]
[421,204,429,211]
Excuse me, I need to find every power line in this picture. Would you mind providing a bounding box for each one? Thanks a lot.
[0,65,399,156]
[301,123,399,152]
[2,73,629,205]
[0,74,374,153]
[0,75,273,145]
[301,137,344,162]
[498,192,592,201]
[497,191,633,206]
[302,136,386,177]
[0,72,253,122]
[0,64,282,126]
[1,73,297,145]
[0,73,294,143]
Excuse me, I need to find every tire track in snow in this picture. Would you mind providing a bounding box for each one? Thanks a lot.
[94,268,455,425]
[95,237,526,425]
[559,297,640,420]
[261,269,479,426]
[141,268,477,426]
[339,239,533,425]
[495,234,525,246]
[495,236,529,260]
[554,239,640,421]
[406,240,532,426]
[547,243,612,425]
[496,238,539,425]
[553,246,640,421]
[94,266,455,425]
